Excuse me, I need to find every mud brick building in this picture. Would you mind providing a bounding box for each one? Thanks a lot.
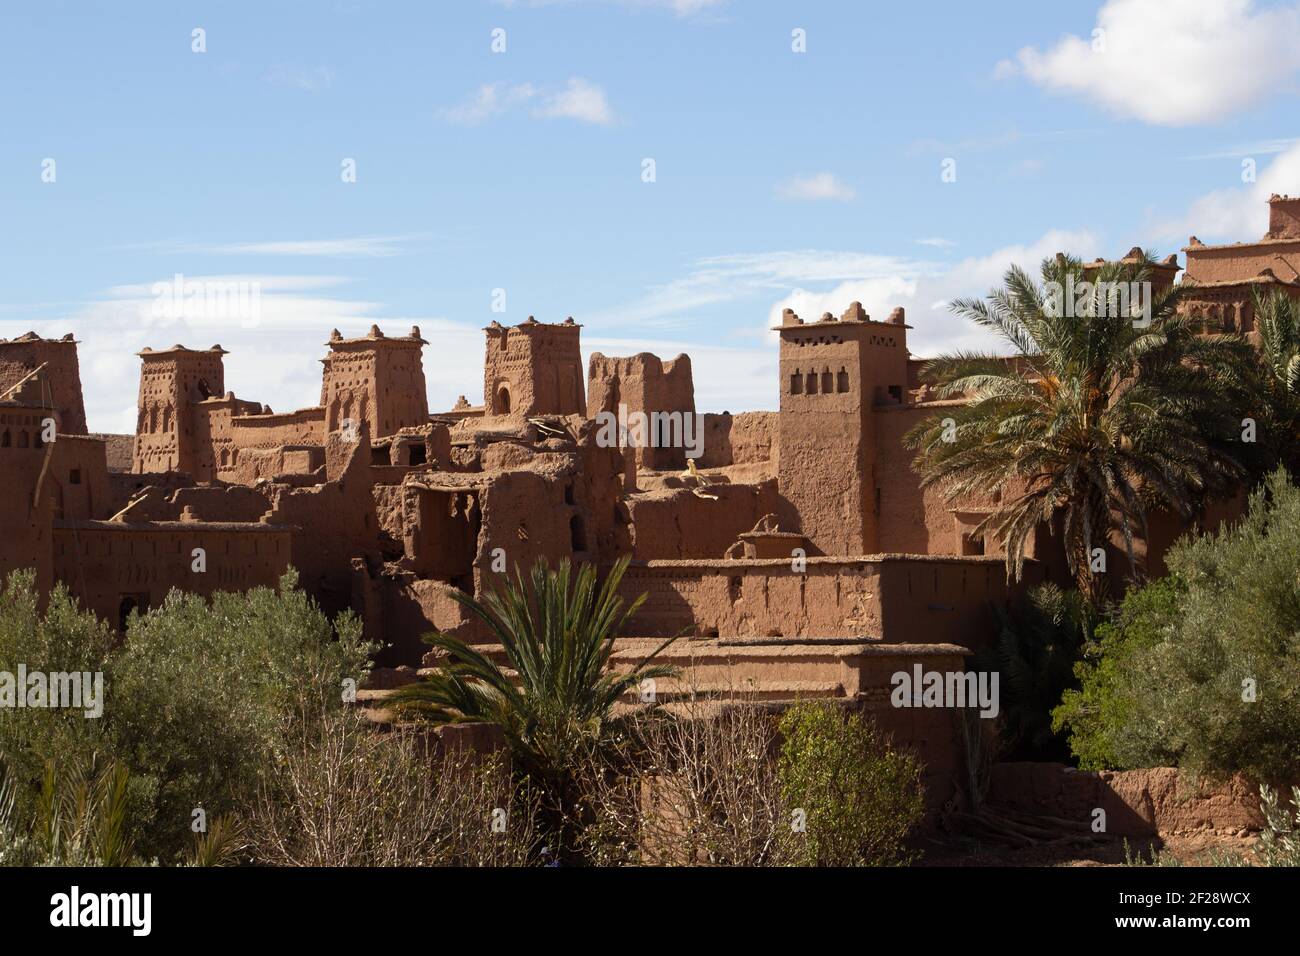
[2,199,1291,796]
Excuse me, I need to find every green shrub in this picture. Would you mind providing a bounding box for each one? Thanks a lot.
[1053,469,1300,781]
[0,569,373,863]
[777,702,924,866]
[1052,576,1184,770]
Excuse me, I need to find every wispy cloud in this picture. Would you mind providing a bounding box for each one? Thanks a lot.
[116,235,429,259]
[914,238,957,248]
[775,172,856,202]
[437,78,615,126]
[1183,138,1300,161]
[436,82,538,125]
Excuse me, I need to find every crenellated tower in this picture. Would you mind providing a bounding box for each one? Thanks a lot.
[775,302,910,556]
[321,325,428,438]
[483,316,584,418]
[132,344,228,474]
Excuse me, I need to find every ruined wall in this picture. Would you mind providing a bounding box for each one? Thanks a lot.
[587,351,695,470]
[483,318,584,418]
[192,395,264,482]
[617,555,1024,646]
[53,522,292,627]
[623,480,780,560]
[0,334,88,435]
[697,412,777,469]
[268,430,381,618]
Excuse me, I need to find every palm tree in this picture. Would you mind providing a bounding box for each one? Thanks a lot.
[1249,286,1300,476]
[385,556,678,859]
[905,253,1252,606]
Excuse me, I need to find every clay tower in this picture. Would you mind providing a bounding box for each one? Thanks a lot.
[132,344,228,474]
[321,325,429,438]
[775,303,910,556]
[0,332,89,435]
[483,317,584,418]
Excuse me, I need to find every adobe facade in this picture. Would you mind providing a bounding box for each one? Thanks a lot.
[0,197,1287,788]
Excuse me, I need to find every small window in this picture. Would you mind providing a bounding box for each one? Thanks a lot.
[888,385,903,403]
[837,368,849,392]
[821,370,833,393]
[790,373,803,395]
[69,469,82,485]
[805,372,818,394]
[408,444,427,466]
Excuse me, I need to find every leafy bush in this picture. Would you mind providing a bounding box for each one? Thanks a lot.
[1052,469,1300,781]
[0,569,373,863]
[1256,785,1300,867]
[1052,577,1183,770]
[777,702,924,866]
[106,571,372,858]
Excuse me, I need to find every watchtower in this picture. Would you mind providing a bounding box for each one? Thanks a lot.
[775,302,910,556]
[321,325,429,438]
[483,317,584,418]
[132,344,228,474]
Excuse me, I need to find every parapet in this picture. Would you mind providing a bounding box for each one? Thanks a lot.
[326,325,427,347]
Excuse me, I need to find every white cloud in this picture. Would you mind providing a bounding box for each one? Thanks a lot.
[764,229,1102,359]
[437,78,614,126]
[775,172,856,202]
[1002,0,1300,125]
[914,238,956,248]
[587,250,935,328]
[1150,140,1300,242]
[531,77,616,125]
[120,236,428,258]
[436,82,538,125]
[0,275,390,433]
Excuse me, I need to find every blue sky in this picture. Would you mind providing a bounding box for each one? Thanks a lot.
[3,0,1299,432]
